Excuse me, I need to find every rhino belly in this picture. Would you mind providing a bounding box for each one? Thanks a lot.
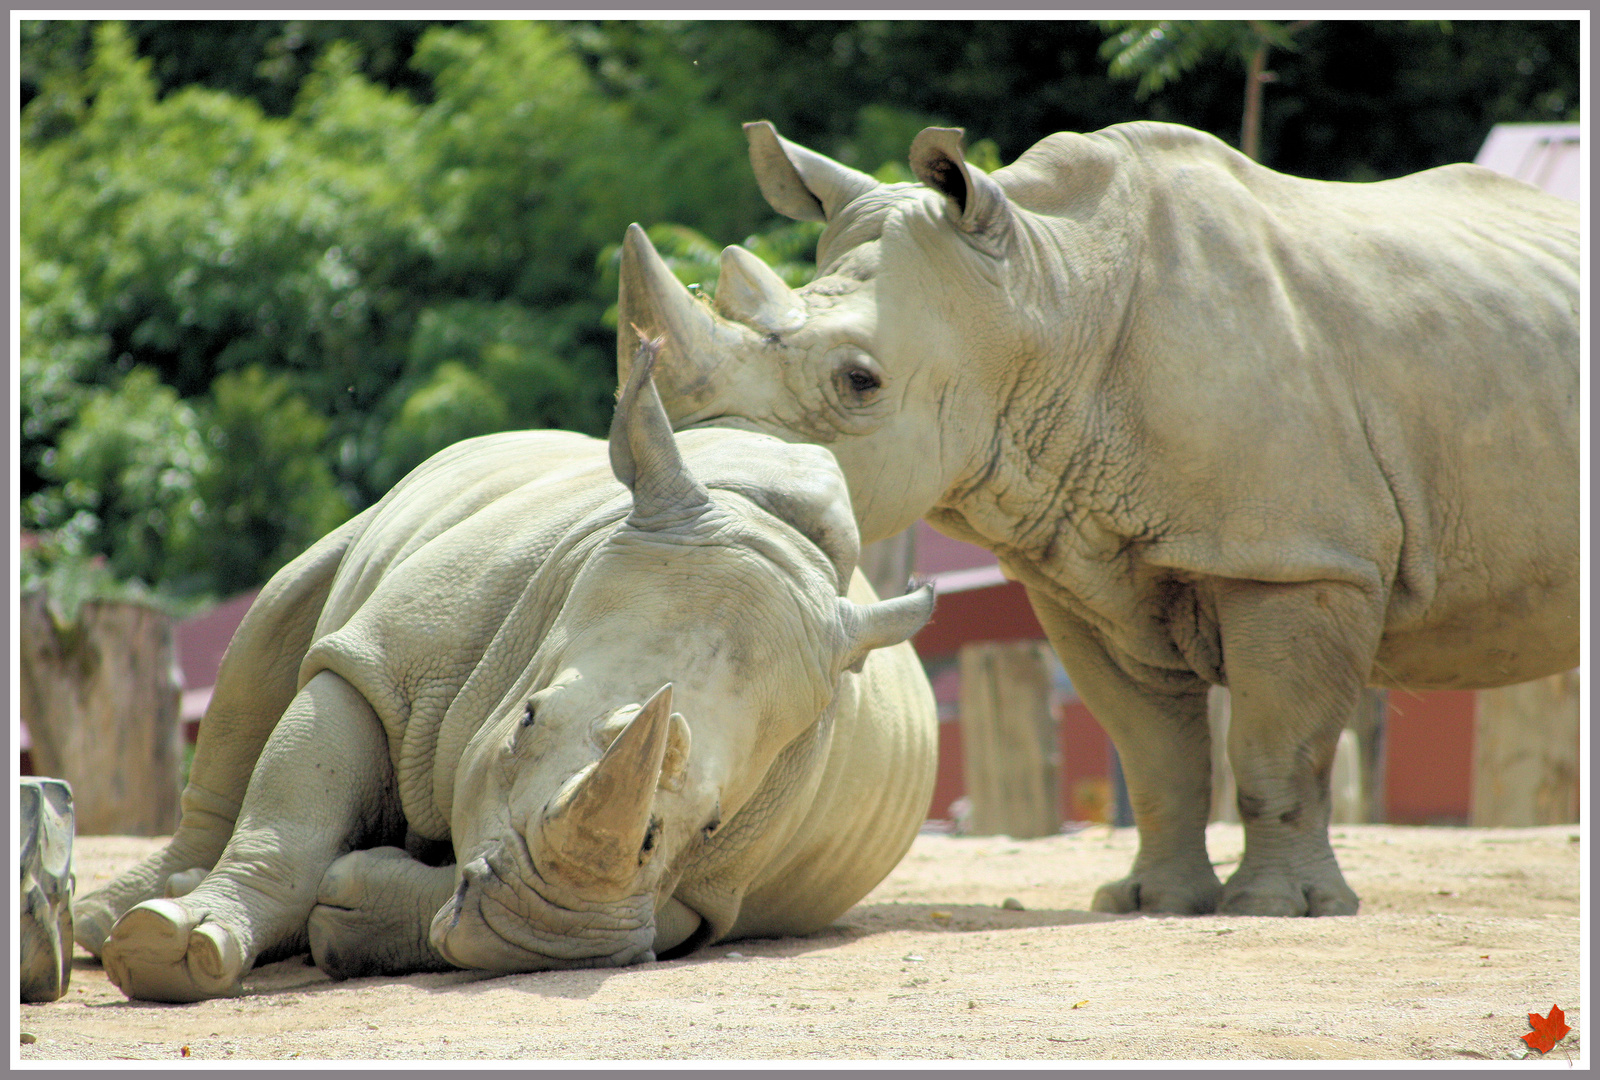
[1373,583,1579,691]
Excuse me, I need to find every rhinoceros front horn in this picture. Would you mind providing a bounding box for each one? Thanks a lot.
[617,224,732,416]
[540,683,676,891]
[609,334,713,527]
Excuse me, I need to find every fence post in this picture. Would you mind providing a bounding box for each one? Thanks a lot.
[1471,670,1580,826]
[958,640,1059,838]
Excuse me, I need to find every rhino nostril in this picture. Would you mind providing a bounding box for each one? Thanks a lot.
[639,816,662,861]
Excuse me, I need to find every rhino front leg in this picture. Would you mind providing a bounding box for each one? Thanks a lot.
[101,671,402,1001]
[308,847,457,979]
[1029,595,1220,914]
[1212,579,1380,916]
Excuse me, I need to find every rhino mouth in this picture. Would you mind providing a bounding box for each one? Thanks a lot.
[431,846,657,973]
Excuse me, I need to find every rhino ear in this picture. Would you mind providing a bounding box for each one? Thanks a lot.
[909,127,1012,257]
[745,120,879,222]
[837,583,935,673]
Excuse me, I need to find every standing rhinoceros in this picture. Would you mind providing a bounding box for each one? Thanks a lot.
[75,342,937,1002]
[618,120,1579,918]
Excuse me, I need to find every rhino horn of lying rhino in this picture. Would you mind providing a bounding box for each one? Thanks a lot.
[617,224,742,413]
[540,683,676,889]
[609,334,712,527]
[838,583,937,672]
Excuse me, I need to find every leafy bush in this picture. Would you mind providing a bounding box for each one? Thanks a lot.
[19,18,1579,609]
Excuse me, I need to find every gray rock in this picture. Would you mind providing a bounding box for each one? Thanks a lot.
[19,778,75,1003]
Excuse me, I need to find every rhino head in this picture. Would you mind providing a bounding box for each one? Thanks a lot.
[618,121,1076,545]
[432,338,934,972]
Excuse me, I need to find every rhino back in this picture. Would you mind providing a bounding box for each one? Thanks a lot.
[300,430,629,838]
[986,121,1577,687]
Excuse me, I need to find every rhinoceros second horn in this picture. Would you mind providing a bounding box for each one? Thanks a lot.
[541,684,676,887]
[714,245,805,334]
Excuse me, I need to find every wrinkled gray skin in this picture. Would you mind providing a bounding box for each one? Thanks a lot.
[76,346,936,1002]
[621,120,1579,918]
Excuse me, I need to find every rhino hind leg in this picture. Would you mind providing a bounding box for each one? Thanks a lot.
[76,514,368,959]
[1211,579,1376,917]
[308,846,458,979]
[103,671,402,1002]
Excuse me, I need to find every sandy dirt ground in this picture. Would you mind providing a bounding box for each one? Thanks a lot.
[15,823,1583,1064]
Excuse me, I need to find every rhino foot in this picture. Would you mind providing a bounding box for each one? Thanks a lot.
[308,847,456,980]
[101,899,247,1002]
[1218,862,1358,917]
[1090,862,1221,915]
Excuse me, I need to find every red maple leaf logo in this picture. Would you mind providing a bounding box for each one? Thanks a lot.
[1522,1005,1570,1054]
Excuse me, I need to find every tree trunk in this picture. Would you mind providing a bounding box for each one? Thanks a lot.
[18,592,183,836]
[958,640,1059,838]
[1241,43,1267,161]
[1472,671,1580,827]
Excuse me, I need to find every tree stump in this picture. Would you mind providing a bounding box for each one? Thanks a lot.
[958,640,1059,838]
[1472,670,1580,827]
[18,592,183,836]
[1207,686,1239,824]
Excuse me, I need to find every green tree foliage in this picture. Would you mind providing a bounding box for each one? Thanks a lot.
[35,367,211,590]
[20,18,1579,607]
[1099,20,1314,159]
[194,366,352,596]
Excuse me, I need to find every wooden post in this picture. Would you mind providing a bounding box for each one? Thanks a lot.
[958,640,1059,838]
[1472,670,1580,827]
[1345,690,1387,824]
[858,527,917,599]
[19,592,183,836]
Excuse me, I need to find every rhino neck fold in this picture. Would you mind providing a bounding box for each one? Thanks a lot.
[926,193,1147,562]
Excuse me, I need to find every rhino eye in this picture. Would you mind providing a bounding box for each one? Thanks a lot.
[834,357,883,402]
[846,367,880,394]
[520,702,538,729]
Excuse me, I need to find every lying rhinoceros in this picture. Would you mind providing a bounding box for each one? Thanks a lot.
[76,341,937,1002]
[617,120,1579,918]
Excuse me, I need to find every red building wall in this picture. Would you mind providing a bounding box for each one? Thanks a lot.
[1383,689,1475,825]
